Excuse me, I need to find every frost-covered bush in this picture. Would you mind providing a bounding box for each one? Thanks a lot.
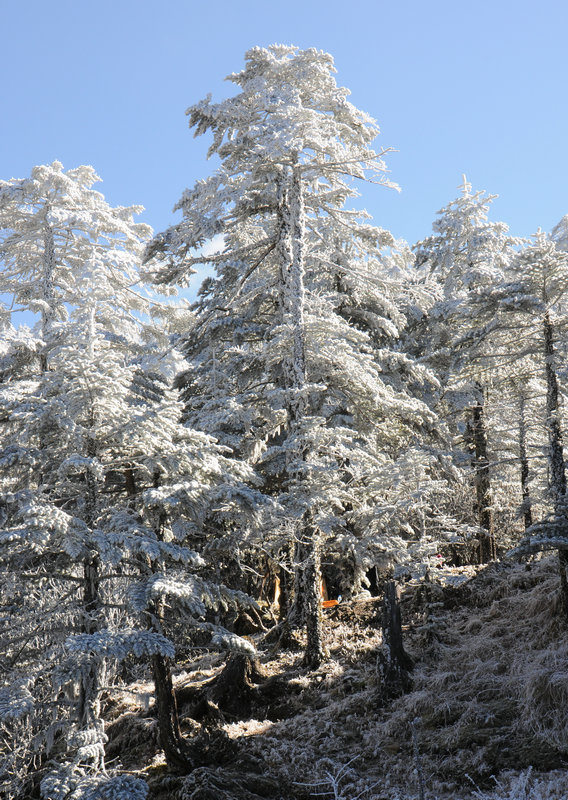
[467,768,568,800]
[41,767,148,800]
[295,757,383,800]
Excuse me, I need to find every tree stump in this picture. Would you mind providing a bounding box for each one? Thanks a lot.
[208,654,266,718]
[376,581,413,702]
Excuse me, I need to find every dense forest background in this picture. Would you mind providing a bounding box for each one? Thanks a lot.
[2,46,568,800]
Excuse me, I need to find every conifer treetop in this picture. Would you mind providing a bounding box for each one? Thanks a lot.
[413,180,518,299]
[192,45,386,171]
[0,161,153,333]
[147,45,396,286]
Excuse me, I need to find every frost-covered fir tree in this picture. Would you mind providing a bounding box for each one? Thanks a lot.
[340,240,463,575]
[0,162,154,371]
[479,231,568,610]
[551,214,568,252]
[412,177,520,562]
[0,163,156,798]
[148,46,438,667]
[0,163,264,793]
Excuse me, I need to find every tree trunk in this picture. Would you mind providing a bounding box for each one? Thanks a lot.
[276,166,325,667]
[376,581,413,702]
[543,312,568,616]
[277,546,293,622]
[559,551,568,619]
[40,217,56,373]
[78,553,102,728]
[146,592,194,772]
[544,312,566,503]
[151,651,193,773]
[79,446,102,727]
[296,518,324,669]
[471,386,495,563]
[124,467,137,499]
[209,654,266,717]
[518,389,533,531]
[146,472,193,771]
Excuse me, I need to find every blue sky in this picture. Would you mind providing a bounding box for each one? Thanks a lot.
[2,0,567,292]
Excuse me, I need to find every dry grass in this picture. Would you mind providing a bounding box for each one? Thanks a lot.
[99,557,568,799]
[222,558,568,799]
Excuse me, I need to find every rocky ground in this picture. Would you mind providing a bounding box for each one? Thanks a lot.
[102,556,568,799]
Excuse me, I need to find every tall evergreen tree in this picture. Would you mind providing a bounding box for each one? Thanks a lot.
[413,177,520,562]
[0,163,264,792]
[148,46,438,667]
[483,232,568,610]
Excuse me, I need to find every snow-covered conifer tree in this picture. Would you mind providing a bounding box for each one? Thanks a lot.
[0,163,156,796]
[413,177,520,562]
[484,232,568,610]
[0,163,265,790]
[148,46,438,667]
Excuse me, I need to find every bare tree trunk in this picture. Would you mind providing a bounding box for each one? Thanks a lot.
[79,436,103,728]
[302,527,324,669]
[78,553,102,728]
[277,568,290,623]
[471,386,495,563]
[146,472,193,771]
[543,312,568,616]
[376,581,413,702]
[276,166,325,668]
[40,217,56,373]
[518,389,533,531]
[276,543,294,623]
[151,647,193,773]
[124,467,137,500]
[544,312,566,502]
[146,588,193,771]
[291,515,324,669]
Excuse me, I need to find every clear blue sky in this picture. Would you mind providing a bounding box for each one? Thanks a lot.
[2,0,567,271]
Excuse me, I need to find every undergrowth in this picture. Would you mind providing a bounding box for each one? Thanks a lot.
[20,555,567,800]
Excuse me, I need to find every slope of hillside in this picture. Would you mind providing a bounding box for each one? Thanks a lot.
[100,556,568,800]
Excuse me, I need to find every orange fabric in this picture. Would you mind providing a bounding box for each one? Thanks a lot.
[322,599,339,608]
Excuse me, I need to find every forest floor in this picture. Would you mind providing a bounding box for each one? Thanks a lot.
[103,556,568,800]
